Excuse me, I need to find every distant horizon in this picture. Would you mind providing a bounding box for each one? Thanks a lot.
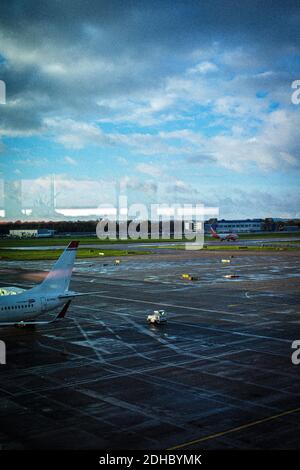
[1,215,299,224]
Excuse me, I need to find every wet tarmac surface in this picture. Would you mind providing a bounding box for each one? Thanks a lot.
[0,250,300,449]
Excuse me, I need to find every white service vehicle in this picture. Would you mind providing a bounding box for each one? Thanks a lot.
[147,310,167,325]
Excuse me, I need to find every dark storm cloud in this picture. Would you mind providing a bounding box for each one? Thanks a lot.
[1,0,299,50]
[0,0,299,133]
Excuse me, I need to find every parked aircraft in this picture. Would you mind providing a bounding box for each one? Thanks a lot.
[0,241,82,326]
[210,226,238,241]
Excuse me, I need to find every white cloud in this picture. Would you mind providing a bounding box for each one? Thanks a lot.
[64,156,78,165]
[117,156,128,165]
[187,61,218,74]
[45,118,112,149]
[119,176,158,195]
[21,175,117,208]
[17,157,48,167]
[136,163,162,177]
[44,105,300,173]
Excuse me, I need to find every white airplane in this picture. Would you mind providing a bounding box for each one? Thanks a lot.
[0,240,82,327]
[210,226,238,242]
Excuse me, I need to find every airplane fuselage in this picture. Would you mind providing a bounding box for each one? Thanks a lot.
[210,227,238,241]
[215,233,238,241]
[0,240,79,326]
[0,292,64,323]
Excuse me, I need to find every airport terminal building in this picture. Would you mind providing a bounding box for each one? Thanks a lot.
[9,228,56,238]
[214,219,263,233]
[203,219,264,233]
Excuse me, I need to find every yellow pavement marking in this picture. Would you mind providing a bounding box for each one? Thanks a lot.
[167,406,300,450]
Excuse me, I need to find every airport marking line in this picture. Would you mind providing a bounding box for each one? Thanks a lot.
[167,406,300,450]
[87,293,292,343]
[93,293,244,316]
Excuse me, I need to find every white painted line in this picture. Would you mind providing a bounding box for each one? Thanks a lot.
[91,293,246,316]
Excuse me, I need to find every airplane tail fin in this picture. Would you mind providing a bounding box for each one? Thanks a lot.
[33,241,79,294]
[210,225,217,235]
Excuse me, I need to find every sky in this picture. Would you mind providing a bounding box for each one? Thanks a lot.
[0,0,300,220]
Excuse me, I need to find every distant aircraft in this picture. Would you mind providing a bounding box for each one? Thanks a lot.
[210,226,238,241]
[0,241,83,327]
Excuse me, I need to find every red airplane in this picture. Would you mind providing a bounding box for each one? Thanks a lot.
[210,226,238,241]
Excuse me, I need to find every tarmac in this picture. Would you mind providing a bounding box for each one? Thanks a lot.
[0,249,300,449]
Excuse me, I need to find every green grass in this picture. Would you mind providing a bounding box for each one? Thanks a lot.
[157,244,298,252]
[0,248,150,261]
[0,237,185,248]
[0,231,299,248]
[0,239,298,260]
[203,245,297,251]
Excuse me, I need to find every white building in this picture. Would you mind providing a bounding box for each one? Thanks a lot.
[9,229,55,238]
[215,219,263,233]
